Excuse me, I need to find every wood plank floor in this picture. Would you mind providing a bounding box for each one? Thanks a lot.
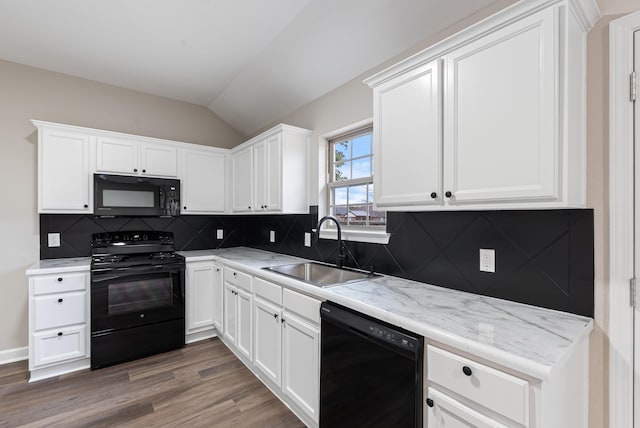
[0,338,305,428]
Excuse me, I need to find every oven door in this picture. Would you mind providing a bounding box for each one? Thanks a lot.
[91,264,185,334]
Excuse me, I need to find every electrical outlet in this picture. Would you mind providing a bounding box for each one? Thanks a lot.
[269,230,276,243]
[48,233,61,248]
[479,248,495,273]
[304,232,311,247]
[216,229,224,240]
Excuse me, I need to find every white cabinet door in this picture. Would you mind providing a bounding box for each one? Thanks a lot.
[182,149,225,214]
[236,288,253,361]
[282,311,320,423]
[443,7,557,204]
[426,388,509,428]
[254,296,282,387]
[212,265,223,332]
[185,262,215,334]
[265,133,282,211]
[373,59,441,208]
[253,140,267,211]
[223,283,237,346]
[96,137,138,175]
[39,129,92,213]
[232,146,254,212]
[140,142,178,177]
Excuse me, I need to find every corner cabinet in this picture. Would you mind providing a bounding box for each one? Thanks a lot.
[365,0,598,211]
[232,124,311,214]
[34,122,93,214]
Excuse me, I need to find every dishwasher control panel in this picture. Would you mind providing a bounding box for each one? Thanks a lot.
[368,325,417,351]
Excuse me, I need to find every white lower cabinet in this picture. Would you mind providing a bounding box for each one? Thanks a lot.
[185,261,222,343]
[426,388,509,428]
[254,295,282,386]
[27,269,91,382]
[222,268,253,362]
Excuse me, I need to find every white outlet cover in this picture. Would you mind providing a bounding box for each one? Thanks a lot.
[216,229,224,240]
[270,230,276,243]
[304,232,311,247]
[479,248,495,273]
[48,233,61,247]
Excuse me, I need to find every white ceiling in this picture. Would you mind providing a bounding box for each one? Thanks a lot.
[0,0,501,136]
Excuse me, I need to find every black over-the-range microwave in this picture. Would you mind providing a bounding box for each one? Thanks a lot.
[94,174,180,217]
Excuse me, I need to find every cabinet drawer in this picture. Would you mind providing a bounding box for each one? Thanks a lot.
[32,325,87,368]
[427,345,529,426]
[34,292,86,331]
[426,387,509,428]
[254,277,282,305]
[283,288,320,324]
[224,268,252,292]
[33,272,87,295]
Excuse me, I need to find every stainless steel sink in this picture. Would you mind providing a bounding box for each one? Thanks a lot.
[263,262,380,287]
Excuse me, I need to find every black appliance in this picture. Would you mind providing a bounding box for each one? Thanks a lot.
[90,231,185,369]
[94,174,180,217]
[320,302,423,427]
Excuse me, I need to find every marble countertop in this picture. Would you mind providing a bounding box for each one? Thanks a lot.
[180,247,593,380]
[26,257,91,275]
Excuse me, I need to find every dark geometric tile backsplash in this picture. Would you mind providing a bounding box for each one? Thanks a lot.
[40,207,594,317]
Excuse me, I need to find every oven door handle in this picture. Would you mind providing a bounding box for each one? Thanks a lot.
[91,264,184,283]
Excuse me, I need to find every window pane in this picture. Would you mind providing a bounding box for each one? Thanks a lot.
[348,184,367,204]
[349,205,368,226]
[352,157,371,179]
[333,187,348,205]
[352,134,372,158]
[333,205,348,225]
[334,160,351,181]
[334,141,351,162]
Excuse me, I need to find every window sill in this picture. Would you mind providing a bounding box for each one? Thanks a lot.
[313,228,390,245]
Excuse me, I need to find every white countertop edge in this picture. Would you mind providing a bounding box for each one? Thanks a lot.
[26,257,91,275]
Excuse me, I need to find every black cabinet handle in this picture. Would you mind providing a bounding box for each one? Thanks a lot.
[83,204,88,208]
[183,206,187,210]
[134,168,138,172]
[274,313,278,320]
[57,277,63,282]
[57,298,63,303]
[142,169,146,173]
[57,332,63,337]
[233,272,237,277]
[426,398,434,408]
[248,206,251,210]
[445,191,452,198]
[216,268,220,272]
[462,366,472,376]
[430,192,437,199]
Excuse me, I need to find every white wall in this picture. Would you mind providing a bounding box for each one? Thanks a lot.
[0,58,243,354]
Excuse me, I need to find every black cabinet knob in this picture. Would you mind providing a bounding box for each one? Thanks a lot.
[430,192,437,199]
[57,332,63,337]
[134,168,138,172]
[445,191,452,198]
[142,169,146,173]
[248,206,251,210]
[183,206,187,210]
[462,366,472,376]
[83,204,88,208]
[233,272,237,277]
[273,313,278,319]
[426,398,434,408]
[57,298,63,303]
[57,277,63,282]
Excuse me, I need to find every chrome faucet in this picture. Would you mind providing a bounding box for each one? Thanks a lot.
[315,215,347,269]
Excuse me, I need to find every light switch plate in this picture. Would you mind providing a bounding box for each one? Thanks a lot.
[48,233,61,248]
[304,232,311,247]
[479,248,495,273]
[269,230,276,243]
[216,229,224,240]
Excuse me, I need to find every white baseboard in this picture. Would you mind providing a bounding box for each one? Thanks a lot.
[0,346,28,365]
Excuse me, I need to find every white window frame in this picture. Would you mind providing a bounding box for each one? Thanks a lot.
[317,119,390,244]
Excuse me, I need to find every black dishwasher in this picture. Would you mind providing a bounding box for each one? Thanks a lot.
[320,301,423,428]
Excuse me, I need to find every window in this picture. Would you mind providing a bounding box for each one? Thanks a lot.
[328,126,386,229]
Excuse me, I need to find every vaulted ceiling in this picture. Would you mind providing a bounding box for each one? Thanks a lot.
[0,0,505,136]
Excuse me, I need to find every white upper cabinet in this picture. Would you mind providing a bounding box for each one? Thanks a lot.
[373,59,441,207]
[96,137,178,177]
[443,7,556,204]
[365,0,598,210]
[35,123,93,214]
[181,148,226,214]
[232,124,310,214]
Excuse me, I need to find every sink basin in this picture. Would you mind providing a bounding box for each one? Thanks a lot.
[263,262,380,287]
